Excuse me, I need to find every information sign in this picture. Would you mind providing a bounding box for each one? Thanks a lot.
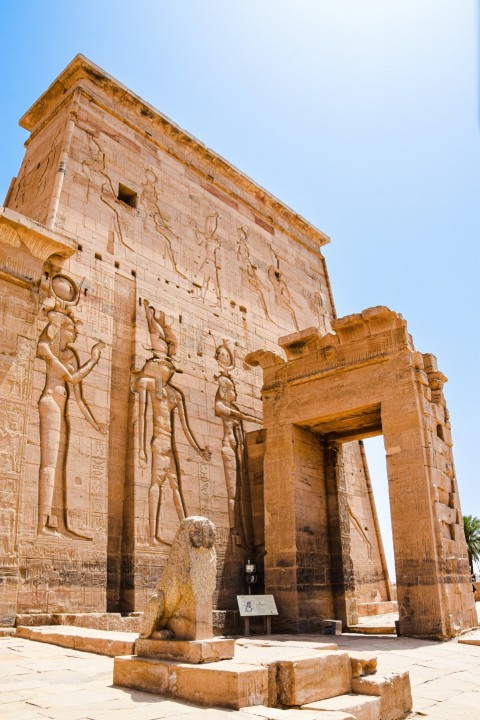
[236,595,278,617]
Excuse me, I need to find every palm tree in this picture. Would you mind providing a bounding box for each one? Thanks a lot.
[463,515,480,577]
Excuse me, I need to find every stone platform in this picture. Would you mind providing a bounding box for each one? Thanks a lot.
[15,624,137,657]
[113,634,410,716]
[5,626,480,719]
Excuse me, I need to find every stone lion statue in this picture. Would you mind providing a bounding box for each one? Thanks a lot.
[139,516,217,641]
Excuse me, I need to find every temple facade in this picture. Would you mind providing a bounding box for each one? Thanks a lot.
[0,56,474,638]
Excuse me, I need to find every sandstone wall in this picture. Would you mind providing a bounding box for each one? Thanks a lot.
[0,55,387,623]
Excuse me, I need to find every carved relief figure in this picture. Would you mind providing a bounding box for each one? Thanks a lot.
[306,290,330,334]
[132,300,210,546]
[214,341,261,546]
[140,170,186,277]
[82,132,134,251]
[236,227,271,320]
[36,274,106,538]
[11,128,61,216]
[191,211,222,307]
[0,508,15,556]
[268,264,300,330]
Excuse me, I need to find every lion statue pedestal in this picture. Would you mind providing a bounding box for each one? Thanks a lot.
[133,515,234,663]
[113,518,269,709]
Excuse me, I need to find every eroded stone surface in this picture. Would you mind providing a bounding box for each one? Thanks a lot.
[351,671,412,720]
[348,651,378,677]
[135,636,234,663]
[275,651,352,706]
[302,694,380,720]
[139,516,216,642]
[113,655,269,709]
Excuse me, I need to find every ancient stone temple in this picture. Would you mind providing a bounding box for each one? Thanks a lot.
[0,55,475,639]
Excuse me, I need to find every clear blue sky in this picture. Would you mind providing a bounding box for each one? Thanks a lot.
[1,1,478,577]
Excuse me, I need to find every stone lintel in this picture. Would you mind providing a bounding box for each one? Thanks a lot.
[134,636,235,664]
[19,54,329,254]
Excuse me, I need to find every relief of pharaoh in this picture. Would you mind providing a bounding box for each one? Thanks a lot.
[132,300,211,546]
[36,274,106,539]
[214,341,262,547]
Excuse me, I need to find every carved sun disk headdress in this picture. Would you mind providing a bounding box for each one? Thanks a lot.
[215,339,234,374]
[50,273,81,307]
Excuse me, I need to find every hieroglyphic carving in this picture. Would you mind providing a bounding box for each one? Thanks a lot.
[199,462,213,519]
[214,340,261,547]
[191,211,222,306]
[140,169,186,277]
[236,227,271,320]
[0,507,15,557]
[36,273,107,539]
[179,312,206,372]
[268,263,300,330]
[84,266,114,338]
[0,336,30,400]
[0,334,32,563]
[81,132,135,251]
[0,402,23,475]
[132,300,211,546]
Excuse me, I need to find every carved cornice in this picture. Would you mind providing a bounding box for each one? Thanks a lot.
[0,207,76,286]
[257,307,416,392]
[19,54,330,254]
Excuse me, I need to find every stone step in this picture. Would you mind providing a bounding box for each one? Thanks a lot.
[351,671,412,720]
[356,602,398,617]
[113,654,269,710]
[113,647,354,709]
[272,651,352,706]
[241,706,356,719]
[302,693,381,720]
[15,611,142,632]
[347,625,396,635]
[15,625,137,657]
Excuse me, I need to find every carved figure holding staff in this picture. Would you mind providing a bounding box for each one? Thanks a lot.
[214,341,261,546]
[133,300,210,546]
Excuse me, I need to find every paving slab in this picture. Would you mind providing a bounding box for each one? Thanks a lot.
[3,624,480,719]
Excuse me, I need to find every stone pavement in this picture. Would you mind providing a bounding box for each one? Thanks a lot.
[2,625,480,720]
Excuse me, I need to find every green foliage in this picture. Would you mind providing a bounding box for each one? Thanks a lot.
[463,515,480,575]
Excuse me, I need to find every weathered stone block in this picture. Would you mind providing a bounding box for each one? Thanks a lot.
[302,694,380,720]
[351,671,412,720]
[16,625,136,657]
[276,651,352,706]
[348,651,377,677]
[113,655,170,695]
[113,655,269,709]
[134,636,234,663]
[241,706,356,719]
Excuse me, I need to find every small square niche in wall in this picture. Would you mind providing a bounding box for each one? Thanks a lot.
[118,183,138,208]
